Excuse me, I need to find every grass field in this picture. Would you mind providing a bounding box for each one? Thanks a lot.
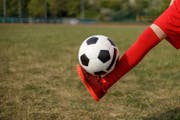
[0,24,179,120]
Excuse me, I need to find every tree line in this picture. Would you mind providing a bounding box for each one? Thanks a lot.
[0,0,170,22]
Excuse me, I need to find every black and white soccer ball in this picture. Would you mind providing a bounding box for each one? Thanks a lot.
[78,35,119,76]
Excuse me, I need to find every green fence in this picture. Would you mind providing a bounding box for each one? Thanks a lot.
[0,17,97,24]
[0,17,63,23]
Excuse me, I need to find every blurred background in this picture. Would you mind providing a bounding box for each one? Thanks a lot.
[0,0,170,24]
[1,1,180,120]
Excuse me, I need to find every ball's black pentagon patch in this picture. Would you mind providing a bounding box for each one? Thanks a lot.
[108,38,115,46]
[80,54,89,66]
[86,37,98,45]
[98,50,111,63]
[94,71,106,76]
[107,48,117,71]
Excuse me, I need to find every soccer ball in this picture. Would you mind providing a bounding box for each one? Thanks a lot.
[78,35,119,76]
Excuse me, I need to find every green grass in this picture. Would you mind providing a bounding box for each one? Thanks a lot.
[0,24,179,120]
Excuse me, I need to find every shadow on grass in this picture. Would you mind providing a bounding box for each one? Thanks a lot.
[143,107,180,120]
